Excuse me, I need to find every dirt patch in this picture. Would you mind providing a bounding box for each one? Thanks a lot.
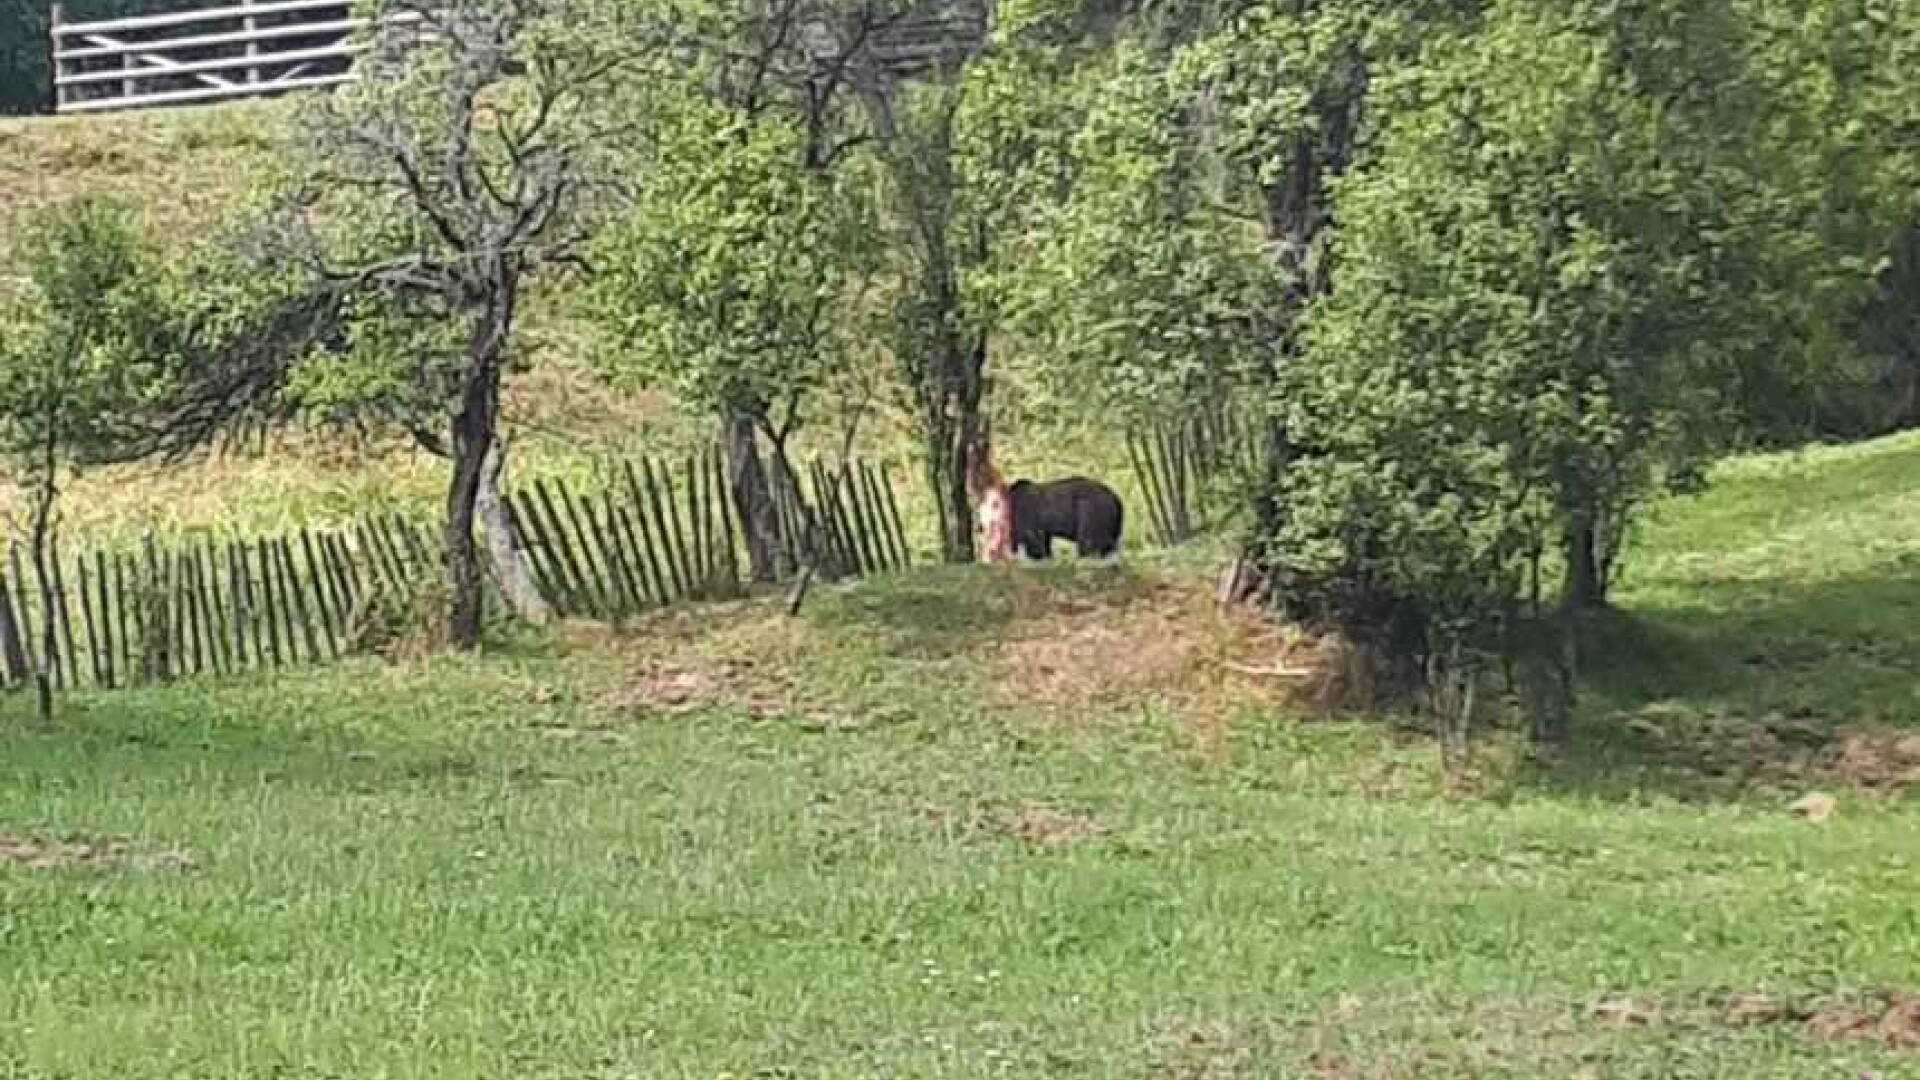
[1721,991,1798,1027]
[913,799,1109,850]
[1615,708,1920,797]
[1589,988,1920,1052]
[0,832,197,872]
[1148,1019,1258,1080]
[594,593,915,732]
[1142,989,1920,1080]
[1149,999,1596,1080]
[988,577,1349,747]
[1827,727,1920,791]
[601,657,795,721]
[1805,992,1920,1051]
[554,598,775,658]
[598,609,862,728]
[1588,995,1661,1028]
[998,801,1109,848]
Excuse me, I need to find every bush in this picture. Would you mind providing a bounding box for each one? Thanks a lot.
[1268,0,1799,743]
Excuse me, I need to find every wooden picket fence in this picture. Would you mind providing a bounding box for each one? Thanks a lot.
[0,448,910,693]
[505,448,910,622]
[0,513,434,692]
[1125,405,1266,547]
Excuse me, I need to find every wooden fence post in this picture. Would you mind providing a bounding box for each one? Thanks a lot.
[49,536,78,690]
[242,0,260,86]
[95,551,118,688]
[637,459,688,601]
[49,4,65,113]
[880,461,911,568]
[618,462,673,605]
[76,554,103,688]
[0,559,28,688]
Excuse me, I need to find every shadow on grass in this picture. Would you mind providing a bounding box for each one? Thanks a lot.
[802,559,1158,659]
[1522,569,1920,803]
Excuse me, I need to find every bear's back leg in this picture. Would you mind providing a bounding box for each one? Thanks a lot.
[1073,500,1121,558]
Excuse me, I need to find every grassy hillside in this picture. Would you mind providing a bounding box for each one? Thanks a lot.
[2,433,1917,1078]
[0,105,282,283]
[0,104,690,544]
[1,104,1136,555]
[1560,431,1920,798]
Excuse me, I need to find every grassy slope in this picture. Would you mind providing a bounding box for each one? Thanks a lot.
[1554,431,1920,798]
[0,105,1133,556]
[0,105,695,547]
[2,434,1918,1078]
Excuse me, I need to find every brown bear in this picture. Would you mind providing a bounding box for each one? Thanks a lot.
[1006,477,1125,560]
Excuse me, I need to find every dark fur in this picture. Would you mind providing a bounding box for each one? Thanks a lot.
[1006,477,1125,560]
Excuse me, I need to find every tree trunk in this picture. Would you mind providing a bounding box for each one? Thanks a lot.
[941,420,977,565]
[724,412,782,582]
[1244,118,1346,595]
[446,281,514,650]
[1247,417,1293,610]
[29,479,56,726]
[927,332,986,564]
[1561,511,1602,613]
[0,566,28,690]
[1527,617,1576,748]
[477,438,551,626]
[446,404,492,650]
[1217,552,1266,607]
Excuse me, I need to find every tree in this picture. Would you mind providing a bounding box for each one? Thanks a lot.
[1783,0,1920,439]
[863,38,1059,562]
[987,0,1468,583]
[593,103,878,577]
[252,0,624,646]
[1001,33,1276,435]
[1859,227,1920,431]
[621,0,1006,565]
[0,198,172,723]
[590,0,886,581]
[1274,0,1804,743]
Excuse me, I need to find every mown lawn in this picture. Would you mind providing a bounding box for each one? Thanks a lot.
[3,435,1919,1079]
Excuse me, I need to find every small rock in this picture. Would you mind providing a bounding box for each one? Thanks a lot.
[1789,792,1836,822]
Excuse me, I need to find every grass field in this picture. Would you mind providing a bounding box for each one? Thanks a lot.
[3,430,1918,1078]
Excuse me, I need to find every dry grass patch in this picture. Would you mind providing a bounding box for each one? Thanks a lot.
[0,105,282,295]
[1826,726,1920,792]
[601,656,797,721]
[911,798,1110,850]
[1711,989,1920,1052]
[1147,1018,1259,1080]
[592,596,874,729]
[987,574,1360,747]
[1146,998,1600,1080]
[1585,987,1920,1054]
[997,800,1109,848]
[1144,986,1920,1080]
[1806,992,1920,1051]
[0,831,197,872]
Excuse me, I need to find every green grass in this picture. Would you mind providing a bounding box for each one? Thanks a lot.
[1542,432,1920,800]
[5,434,1920,1078]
